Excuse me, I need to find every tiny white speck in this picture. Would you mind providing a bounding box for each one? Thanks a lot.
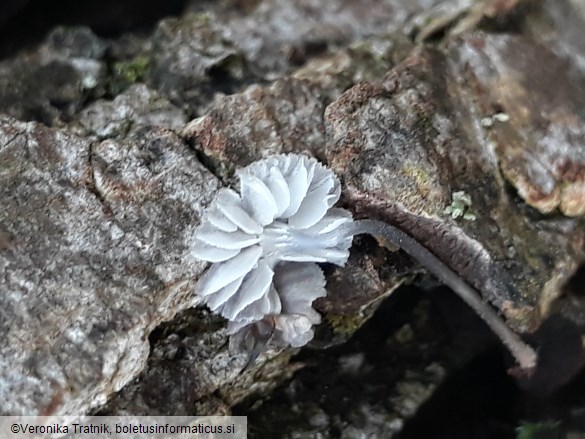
[493,112,510,122]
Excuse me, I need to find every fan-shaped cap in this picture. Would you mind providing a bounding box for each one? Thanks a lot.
[192,154,353,347]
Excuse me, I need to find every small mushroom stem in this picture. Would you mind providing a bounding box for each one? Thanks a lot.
[346,219,538,371]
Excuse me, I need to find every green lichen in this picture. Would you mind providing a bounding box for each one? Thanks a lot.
[399,162,446,214]
[444,190,476,221]
[402,163,433,190]
[186,12,211,26]
[113,56,150,85]
[516,421,562,439]
[326,313,366,336]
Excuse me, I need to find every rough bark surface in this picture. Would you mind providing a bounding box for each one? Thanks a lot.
[324,43,585,332]
[0,0,584,436]
[0,118,218,415]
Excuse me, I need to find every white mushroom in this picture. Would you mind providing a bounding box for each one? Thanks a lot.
[192,154,352,347]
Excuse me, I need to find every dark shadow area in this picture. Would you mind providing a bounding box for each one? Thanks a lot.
[233,285,435,437]
[236,280,585,438]
[398,349,518,439]
[565,263,585,298]
[234,283,512,438]
[0,0,190,59]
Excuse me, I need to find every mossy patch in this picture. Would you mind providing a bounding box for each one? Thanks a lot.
[111,56,151,93]
[326,313,367,336]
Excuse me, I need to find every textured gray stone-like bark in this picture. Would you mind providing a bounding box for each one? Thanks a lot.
[0,118,214,415]
[0,0,584,435]
[79,84,186,139]
[324,41,585,332]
